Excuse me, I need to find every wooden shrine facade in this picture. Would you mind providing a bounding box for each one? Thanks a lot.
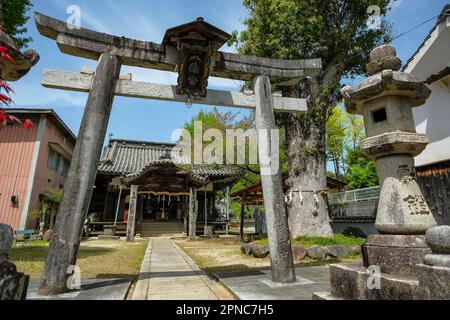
[89,139,241,235]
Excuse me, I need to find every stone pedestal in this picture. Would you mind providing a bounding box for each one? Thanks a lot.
[362,235,431,276]
[416,226,450,300]
[313,264,421,300]
[1,224,29,300]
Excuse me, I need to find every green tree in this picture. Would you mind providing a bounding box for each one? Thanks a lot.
[345,147,379,190]
[0,0,33,49]
[231,0,392,236]
[326,106,346,179]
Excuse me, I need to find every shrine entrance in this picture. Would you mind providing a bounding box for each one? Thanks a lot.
[34,12,322,295]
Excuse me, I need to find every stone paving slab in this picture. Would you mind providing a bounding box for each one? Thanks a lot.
[27,278,132,300]
[215,266,331,300]
[132,238,234,300]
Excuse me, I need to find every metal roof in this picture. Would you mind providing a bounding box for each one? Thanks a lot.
[98,139,243,181]
[5,108,76,142]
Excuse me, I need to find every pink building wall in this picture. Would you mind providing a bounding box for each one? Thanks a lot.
[0,123,38,230]
[0,111,75,231]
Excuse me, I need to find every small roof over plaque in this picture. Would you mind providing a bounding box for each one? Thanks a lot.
[163,17,231,50]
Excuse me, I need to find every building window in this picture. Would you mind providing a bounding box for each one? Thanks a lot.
[47,149,61,172]
[60,158,71,178]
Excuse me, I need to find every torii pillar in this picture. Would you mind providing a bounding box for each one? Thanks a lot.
[39,53,121,295]
[254,75,296,283]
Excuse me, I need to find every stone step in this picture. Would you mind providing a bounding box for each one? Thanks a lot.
[141,232,185,238]
[326,264,421,300]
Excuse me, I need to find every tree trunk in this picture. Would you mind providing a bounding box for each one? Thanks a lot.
[279,87,334,238]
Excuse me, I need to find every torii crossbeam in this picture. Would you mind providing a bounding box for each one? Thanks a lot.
[34,12,322,295]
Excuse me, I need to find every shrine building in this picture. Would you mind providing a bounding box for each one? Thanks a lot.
[88,138,242,237]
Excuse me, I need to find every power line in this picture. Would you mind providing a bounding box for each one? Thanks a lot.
[393,15,440,41]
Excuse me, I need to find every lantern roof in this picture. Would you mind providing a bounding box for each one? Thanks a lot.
[162,17,231,50]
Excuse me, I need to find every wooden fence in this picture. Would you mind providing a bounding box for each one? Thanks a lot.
[417,161,450,226]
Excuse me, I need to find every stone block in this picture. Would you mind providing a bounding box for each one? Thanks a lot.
[0,225,14,255]
[329,264,421,300]
[312,292,344,300]
[241,243,253,256]
[423,254,450,268]
[252,245,269,259]
[43,230,54,242]
[292,246,307,261]
[307,246,328,260]
[325,246,348,259]
[374,158,437,235]
[416,264,450,300]
[426,226,450,254]
[0,273,29,300]
[348,245,362,256]
[362,235,431,276]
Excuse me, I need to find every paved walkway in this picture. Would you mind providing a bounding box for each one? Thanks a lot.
[215,266,331,300]
[27,278,132,300]
[132,238,234,300]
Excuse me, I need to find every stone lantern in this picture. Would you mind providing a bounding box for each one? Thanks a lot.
[0,224,29,300]
[313,45,440,300]
[342,45,438,275]
[342,45,437,235]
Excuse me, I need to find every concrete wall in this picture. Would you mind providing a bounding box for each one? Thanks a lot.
[24,117,75,229]
[414,82,450,167]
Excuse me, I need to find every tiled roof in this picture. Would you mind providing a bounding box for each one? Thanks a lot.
[98,139,242,181]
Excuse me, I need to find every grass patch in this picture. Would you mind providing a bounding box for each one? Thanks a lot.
[254,234,365,248]
[8,239,148,280]
[176,236,362,277]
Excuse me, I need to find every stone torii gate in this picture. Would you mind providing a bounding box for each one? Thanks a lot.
[34,12,322,295]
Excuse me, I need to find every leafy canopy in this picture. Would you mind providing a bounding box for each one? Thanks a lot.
[232,0,392,80]
[1,0,33,49]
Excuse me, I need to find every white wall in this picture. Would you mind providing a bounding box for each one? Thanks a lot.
[414,81,450,167]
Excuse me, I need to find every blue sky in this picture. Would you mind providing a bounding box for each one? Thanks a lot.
[11,0,450,144]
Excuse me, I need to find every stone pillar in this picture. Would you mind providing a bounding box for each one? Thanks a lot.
[126,185,139,242]
[39,53,121,295]
[183,196,189,235]
[239,195,246,243]
[0,224,29,300]
[188,188,198,241]
[253,75,296,284]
